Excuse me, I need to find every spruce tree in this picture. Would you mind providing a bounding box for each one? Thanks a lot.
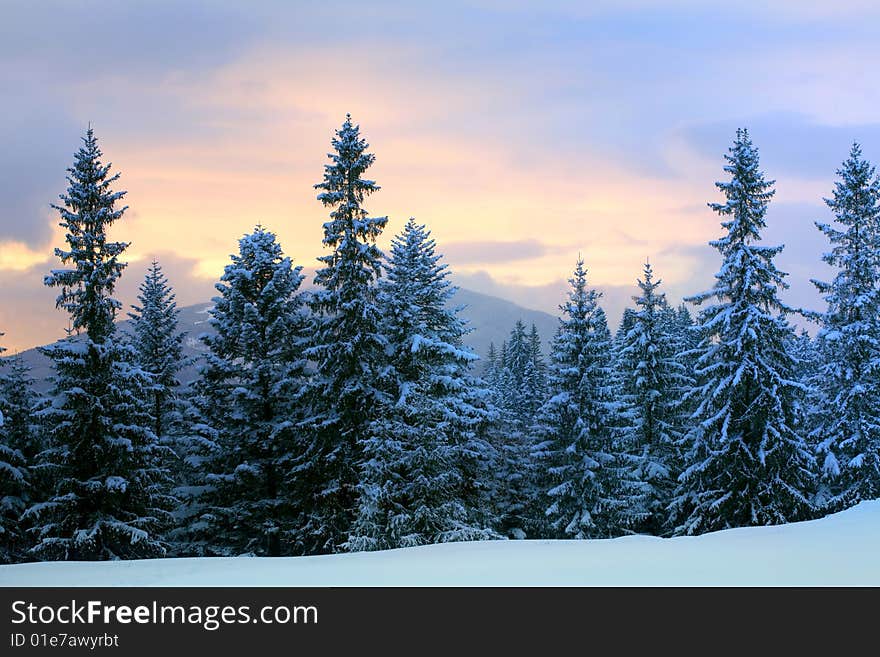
[0,356,45,560]
[348,219,497,550]
[533,258,623,539]
[0,338,32,563]
[811,143,880,508]
[615,307,637,345]
[28,127,174,560]
[491,320,547,538]
[188,227,308,556]
[128,261,186,441]
[792,330,820,386]
[670,129,814,535]
[670,304,699,357]
[485,342,500,384]
[299,114,390,553]
[499,319,531,430]
[795,330,823,469]
[668,303,701,419]
[616,261,689,534]
[485,341,508,425]
[523,324,548,421]
[590,303,638,528]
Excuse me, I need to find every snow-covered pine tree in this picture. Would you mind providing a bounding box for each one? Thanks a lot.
[590,303,638,529]
[348,218,498,550]
[811,143,880,509]
[485,342,500,385]
[484,341,506,415]
[669,304,699,356]
[299,114,390,554]
[667,303,701,417]
[532,258,624,539]
[616,261,689,535]
[491,320,547,538]
[523,324,548,422]
[494,321,547,430]
[615,307,637,346]
[498,320,530,428]
[0,353,43,563]
[480,339,509,532]
[792,330,820,386]
[128,260,186,441]
[794,330,823,467]
[29,127,174,560]
[0,336,26,562]
[188,227,308,556]
[670,129,815,536]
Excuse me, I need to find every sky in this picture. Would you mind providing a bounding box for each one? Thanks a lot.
[1,0,879,352]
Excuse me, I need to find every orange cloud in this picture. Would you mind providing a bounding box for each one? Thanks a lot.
[0,40,821,352]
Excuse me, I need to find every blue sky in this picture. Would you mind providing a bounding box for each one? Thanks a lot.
[1,0,878,350]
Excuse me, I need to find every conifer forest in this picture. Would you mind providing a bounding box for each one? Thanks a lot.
[2,116,880,563]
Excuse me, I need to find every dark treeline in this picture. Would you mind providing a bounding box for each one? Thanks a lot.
[1,119,879,562]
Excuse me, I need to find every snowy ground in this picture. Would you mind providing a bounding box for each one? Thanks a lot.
[3,501,878,586]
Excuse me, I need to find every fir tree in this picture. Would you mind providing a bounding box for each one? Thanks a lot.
[615,307,637,345]
[616,261,689,534]
[668,303,701,420]
[485,342,500,383]
[671,129,814,535]
[670,304,699,357]
[0,333,28,564]
[128,261,186,441]
[499,319,531,430]
[28,127,174,560]
[794,329,823,468]
[491,320,547,538]
[533,258,623,539]
[792,330,820,386]
[811,143,880,508]
[348,219,497,550]
[189,227,308,556]
[299,114,390,553]
[0,338,33,563]
[523,324,548,422]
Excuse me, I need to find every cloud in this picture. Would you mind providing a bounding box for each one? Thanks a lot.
[0,1,259,79]
[0,258,60,354]
[454,197,832,332]
[761,200,834,315]
[0,0,264,247]
[441,239,560,265]
[119,253,218,310]
[678,113,880,180]
[0,251,216,353]
[0,93,82,245]
[654,199,830,331]
[0,1,876,347]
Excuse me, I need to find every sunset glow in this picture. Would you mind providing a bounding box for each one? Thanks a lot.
[2,1,877,351]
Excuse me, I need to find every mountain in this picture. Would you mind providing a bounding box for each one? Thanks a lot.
[11,288,558,392]
[451,287,557,360]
